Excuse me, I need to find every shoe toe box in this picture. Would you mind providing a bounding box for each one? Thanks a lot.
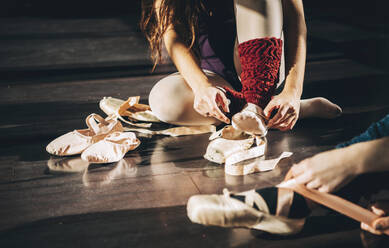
[46,131,91,156]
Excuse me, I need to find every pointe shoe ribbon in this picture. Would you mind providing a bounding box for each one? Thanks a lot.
[99,96,160,128]
[277,171,387,233]
[46,113,123,156]
[81,131,140,164]
[225,151,292,176]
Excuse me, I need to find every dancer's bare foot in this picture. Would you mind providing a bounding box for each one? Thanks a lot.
[299,97,342,119]
[232,103,267,136]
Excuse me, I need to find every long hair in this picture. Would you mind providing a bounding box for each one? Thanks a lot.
[140,0,204,70]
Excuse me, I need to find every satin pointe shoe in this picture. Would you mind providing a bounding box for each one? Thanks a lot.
[187,187,309,235]
[81,131,140,164]
[232,103,268,136]
[46,114,123,156]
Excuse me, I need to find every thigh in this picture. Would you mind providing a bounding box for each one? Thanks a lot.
[233,0,285,87]
[148,71,232,126]
[234,0,283,43]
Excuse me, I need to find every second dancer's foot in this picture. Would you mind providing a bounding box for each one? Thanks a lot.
[232,103,268,136]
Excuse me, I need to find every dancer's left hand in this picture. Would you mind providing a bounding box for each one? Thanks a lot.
[263,91,300,131]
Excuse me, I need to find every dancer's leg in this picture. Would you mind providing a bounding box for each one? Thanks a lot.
[234,0,283,43]
[228,0,284,135]
[234,0,283,108]
[233,0,341,122]
[148,71,232,126]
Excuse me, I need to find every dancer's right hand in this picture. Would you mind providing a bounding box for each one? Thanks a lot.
[193,86,230,124]
[361,202,389,235]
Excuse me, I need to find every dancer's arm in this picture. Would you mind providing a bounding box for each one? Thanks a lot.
[264,0,307,130]
[291,136,389,193]
[154,0,230,124]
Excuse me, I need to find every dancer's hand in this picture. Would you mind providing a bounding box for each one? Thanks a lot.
[193,86,230,124]
[264,91,300,131]
[361,202,389,235]
[290,148,358,192]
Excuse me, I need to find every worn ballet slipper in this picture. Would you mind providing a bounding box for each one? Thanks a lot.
[46,114,123,156]
[81,131,140,164]
[187,188,307,235]
[47,157,89,173]
[232,103,268,136]
[99,96,159,128]
[204,125,274,165]
[239,38,283,108]
[299,97,342,119]
[204,135,255,164]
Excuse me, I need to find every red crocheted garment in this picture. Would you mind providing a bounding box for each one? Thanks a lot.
[223,37,283,113]
[222,86,246,117]
[240,37,283,108]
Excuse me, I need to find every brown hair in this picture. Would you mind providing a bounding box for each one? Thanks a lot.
[140,0,204,70]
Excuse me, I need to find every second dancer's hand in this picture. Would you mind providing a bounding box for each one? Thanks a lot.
[361,202,389,235]
[263,91,300,131]
[193,86,230,124]
[290,147,358,192]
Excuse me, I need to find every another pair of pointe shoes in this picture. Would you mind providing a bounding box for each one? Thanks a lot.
[46,113,140,163]
[46,113,123,156]
[231,103,268,137]
[81,131,140,164]
[187,187,309,235]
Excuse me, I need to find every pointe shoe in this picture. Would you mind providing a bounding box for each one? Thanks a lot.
[232,103,268,136]
[81,131,140,164]
[46,114,123,156]
[187,188,307,235]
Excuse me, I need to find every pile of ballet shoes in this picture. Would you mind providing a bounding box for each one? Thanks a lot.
[46,113,140,163]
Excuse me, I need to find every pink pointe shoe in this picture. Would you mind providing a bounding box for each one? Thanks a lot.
[81,131,140,164]
[46,114,123,156]
[232,103,268,136]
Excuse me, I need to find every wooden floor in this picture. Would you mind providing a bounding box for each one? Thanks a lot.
[1,1,389,247]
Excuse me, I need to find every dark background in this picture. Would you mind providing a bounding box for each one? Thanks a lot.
[0,0,388,81]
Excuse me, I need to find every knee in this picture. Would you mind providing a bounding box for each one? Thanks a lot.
[148,75,193,124]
